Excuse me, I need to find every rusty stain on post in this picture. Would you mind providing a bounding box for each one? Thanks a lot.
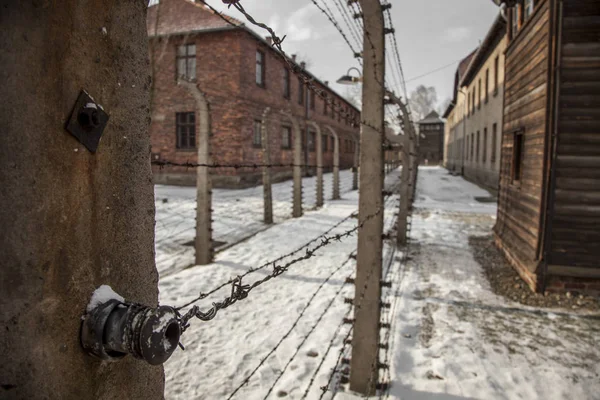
[261,107,273,224]
[179,79,213,266]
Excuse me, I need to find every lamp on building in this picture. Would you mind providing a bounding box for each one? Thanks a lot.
[336,67,362,85]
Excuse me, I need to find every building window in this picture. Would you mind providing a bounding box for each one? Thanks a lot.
[478,79,482,109]
[485,69,489,104]
[466,135,470,160]
[491,123,497,163]
[494,56,499,96]
[323,135,328,152]
[283,68,290,99]
[483,128,488,163]
[298,77,304,105]
[472,91,476,114]
[331,100,336,119]
[467,94,471,117]
[471,132,474,160]
[323,94,328,116]
[176,112,195,149]
[308,130,316,151]
[253,119,262,147]
[524,0,535,20]
[282,126,292,149]
[476,131,480,162]
[512,131,524,183]
[176,44,196,80]
[310,90,316,110]
[256,50,265,87]
[512,4,523,38]
[331,136,335,151]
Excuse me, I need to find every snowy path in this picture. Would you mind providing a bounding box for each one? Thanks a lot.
[159,170,402,400]
[383,167,600,400]
[155,170,356,277]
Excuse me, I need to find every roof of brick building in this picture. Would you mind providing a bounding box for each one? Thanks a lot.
[146,0,360,114]
[147,0,242,37]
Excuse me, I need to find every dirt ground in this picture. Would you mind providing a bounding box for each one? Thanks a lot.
[469,235,600,312]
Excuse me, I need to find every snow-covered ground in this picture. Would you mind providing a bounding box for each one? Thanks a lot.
[383,167,600,400]
[158,166,600,400]
[159,169,401,400]
[155,169,356,277]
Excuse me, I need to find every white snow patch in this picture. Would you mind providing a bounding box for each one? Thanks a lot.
[86,284,124,312]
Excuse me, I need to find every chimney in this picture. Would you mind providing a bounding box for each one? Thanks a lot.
[291,54,297,62]
[324,81,329,86]
[300,61,306,70]
[265,36,273,45]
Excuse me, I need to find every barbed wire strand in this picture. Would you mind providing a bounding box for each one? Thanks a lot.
[225,251,356,399]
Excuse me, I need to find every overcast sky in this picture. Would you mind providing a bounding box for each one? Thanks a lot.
[204,0,500,107]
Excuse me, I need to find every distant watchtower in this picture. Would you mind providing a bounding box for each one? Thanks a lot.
[417,111,445,165]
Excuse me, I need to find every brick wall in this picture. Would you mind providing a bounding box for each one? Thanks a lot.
[149,24,359,187]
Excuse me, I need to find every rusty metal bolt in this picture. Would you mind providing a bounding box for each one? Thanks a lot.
[78,103,101,131]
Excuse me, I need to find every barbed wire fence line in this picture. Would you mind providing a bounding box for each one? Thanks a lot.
[146,1,422,398]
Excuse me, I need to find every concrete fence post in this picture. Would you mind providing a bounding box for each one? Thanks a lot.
[326,126,341,200]
[353,136,359,190]
[281,111,303,218]
[308,121,324,208]
[179,80,213,266]
[397,135,411,246]
[0,1,164,397]
[261,107,273,224]
[350,0,385,395]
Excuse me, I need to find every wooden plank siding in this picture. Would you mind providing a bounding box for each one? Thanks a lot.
[546,0,600,274]
[494,0,552,288]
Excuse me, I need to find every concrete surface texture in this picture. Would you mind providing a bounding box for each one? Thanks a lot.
[0,1,163,399]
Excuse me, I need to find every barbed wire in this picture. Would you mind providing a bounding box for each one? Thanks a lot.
[261,277,351,400]
[225,251,356,399]
[176,206,382,331]
[311,0,361,59]
[301,306,352,400]
[203,0,360,124]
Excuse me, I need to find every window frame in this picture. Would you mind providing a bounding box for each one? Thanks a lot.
[478,78,482,109]
[298,77,304,105]
[491,123,497,163]
[281,125,292,149]
[256,50,266,88]
[511,130,525,184]
[476,130,480,162]
[176,44,196,81]
[175,112,196,150]
[252,119,263,148]
[308,129,316,152]
[483,127,488,163]
[283,67,290,99]
[485,69,489,104]
[494,56,499,96]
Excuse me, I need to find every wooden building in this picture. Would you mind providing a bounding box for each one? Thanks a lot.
[492,0,600,295]
[417,111,445,165]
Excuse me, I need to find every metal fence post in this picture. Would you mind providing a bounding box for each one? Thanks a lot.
[397,134,410,246]
[179,80,213,266]
[350,0,385,395]
[262,107,273,224]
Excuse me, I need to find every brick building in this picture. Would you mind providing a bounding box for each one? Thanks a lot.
[147,0,361,187]
[416,111,444,165]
